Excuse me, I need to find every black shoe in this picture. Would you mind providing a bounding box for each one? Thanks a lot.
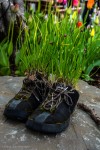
[4,72,49,121]
[26,83,79,133]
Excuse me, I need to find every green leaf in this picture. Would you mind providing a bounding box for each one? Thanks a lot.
[0,66,10,75]
[0,49,9,67]
[15,51,20,65]
[15,70,21,75]
[85,60,100,75]
[7,42,13,56]
[82,74,94,81]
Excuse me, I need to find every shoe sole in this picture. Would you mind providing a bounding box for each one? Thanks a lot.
[4,109,29,122]
[26,118,70,134]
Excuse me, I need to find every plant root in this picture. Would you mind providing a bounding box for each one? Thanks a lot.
[77,102,100,126]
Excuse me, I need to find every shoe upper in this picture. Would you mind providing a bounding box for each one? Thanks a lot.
[28,83,79,124]
[4,72,50,119]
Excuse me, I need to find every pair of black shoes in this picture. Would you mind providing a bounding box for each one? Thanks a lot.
[4,72,79,133]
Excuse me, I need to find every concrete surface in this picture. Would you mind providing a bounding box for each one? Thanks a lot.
[0,76,100,150]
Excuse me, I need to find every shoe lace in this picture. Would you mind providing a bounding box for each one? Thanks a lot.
[33,80,50,101]
[41,86,74,112]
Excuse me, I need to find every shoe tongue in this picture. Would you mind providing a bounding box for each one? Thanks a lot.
[35,71,43,80]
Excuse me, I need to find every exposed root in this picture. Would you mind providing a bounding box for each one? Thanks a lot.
[77,102,100,126]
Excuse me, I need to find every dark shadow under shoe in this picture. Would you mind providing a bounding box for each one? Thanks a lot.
[26,83,79,133]
[4,72,49,122]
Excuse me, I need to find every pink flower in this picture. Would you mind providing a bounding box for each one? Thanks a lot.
[57,0,67,5]
[63,0,67,5]
[10,3,19,13]
[14,4,19,12]
[57,0,63,3]
[73,0,79,7]
[78,8,82,14]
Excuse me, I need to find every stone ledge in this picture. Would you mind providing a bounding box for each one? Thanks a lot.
[0,76,100,150]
